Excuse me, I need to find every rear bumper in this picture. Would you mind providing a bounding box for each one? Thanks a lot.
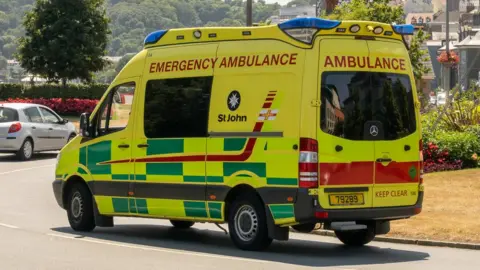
[0,137,22,152]
[294,189,424,223]
[52,179,65,209]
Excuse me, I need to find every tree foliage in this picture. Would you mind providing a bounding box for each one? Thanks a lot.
[16,0,111,84]
[325,0,430,81]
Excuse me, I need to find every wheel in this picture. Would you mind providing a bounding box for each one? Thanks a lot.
[292,222,317,233]
[67,133,76,143]
[334,228,375,247]
[66,183,96,232]
[228,193,272,251]
[170,220,195,229]
[16,138,33,161]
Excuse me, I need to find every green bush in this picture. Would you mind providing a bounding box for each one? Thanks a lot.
[0,83,109,100]
[429,131,480,169]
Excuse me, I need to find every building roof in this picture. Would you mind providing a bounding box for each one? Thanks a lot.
[456,31,480,48]
[432,11,461,23]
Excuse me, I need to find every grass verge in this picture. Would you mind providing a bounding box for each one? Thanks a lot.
[388,169,480,244]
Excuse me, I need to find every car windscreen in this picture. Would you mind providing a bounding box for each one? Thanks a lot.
[0,107,19,123]
[320,71,417,141]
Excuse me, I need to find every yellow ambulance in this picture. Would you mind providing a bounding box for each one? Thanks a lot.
[52,17,424,251]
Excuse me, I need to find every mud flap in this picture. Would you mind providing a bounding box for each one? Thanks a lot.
[266,206,289,241]
[93,198,114,227]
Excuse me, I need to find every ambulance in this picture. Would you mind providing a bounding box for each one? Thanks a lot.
[52,17,424,251]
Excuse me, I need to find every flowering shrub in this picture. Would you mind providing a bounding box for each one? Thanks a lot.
[4,98,98,116]
[423,142,463,173]
[437,50,460,65]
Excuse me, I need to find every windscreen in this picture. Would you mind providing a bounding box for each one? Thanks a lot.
[0,107,19,123]
[320,71,416,141]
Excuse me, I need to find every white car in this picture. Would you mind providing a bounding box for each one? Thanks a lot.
[0,103,77,160]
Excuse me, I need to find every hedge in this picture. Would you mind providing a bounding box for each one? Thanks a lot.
[5,98,98,116]
[0,83,108,100]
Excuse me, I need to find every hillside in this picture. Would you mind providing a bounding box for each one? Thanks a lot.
[0,0,285,59]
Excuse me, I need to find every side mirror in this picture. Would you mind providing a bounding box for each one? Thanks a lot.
[79,113,91,137]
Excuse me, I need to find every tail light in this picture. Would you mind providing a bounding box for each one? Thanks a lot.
[299,137,319,188]
[8,122,22,133]
[419,139,424,184]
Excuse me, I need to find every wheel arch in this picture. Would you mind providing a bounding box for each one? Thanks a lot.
[62,175,92,208]
[223,184,264,220]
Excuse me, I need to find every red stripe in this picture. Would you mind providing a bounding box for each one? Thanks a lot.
[267,94,276,97]
[319,162,374,186]
[266,98,274,101]
[375,161,419,184]
[263,103,272,109]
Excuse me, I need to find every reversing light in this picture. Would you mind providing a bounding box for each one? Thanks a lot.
[373,26,384,34]
[193,30,202,39]
[349,24,360,33]
[144,30,168,45]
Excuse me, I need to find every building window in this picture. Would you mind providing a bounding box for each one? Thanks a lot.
[411,17,417,24]
[426,17,431,23]
[143,76,213,139]
[418,17,424,24]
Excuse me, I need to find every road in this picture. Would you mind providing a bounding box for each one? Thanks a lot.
[0,153,478,270]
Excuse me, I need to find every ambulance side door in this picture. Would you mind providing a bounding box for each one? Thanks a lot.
[131,44,217,218]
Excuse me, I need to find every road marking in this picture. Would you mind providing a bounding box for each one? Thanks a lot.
[0,223,19,229]
[47,233,267,263]
[0,164,55,176]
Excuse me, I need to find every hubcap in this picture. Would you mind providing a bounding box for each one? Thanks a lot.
[234,205,258,242]
[23,141,32,159]
[71,192,83,219]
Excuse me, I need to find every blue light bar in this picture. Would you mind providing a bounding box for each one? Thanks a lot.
[392,24,415,35]
[278,17,341,30]
[144,30,168,45]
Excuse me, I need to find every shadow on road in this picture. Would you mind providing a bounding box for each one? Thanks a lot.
[51,224,430,267]
[0,152,58,162]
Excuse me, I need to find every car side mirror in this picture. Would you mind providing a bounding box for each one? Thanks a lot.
[79,113,91,137]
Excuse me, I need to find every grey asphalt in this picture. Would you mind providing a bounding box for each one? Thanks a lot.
[0,153,478,270]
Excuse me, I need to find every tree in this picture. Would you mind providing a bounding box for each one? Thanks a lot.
[325,0,430,82]
[16,0,111,86]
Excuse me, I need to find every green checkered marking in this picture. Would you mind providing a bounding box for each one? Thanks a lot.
[79,147,87,166]
[269,204,294,220]
[147,139,184,156]
[224,138,247,151]
[146,163,183,175]
[208,202,222,219]
[184,201,208,218]
[136,199,149,214]
[207,176,224,183]
[129,198,137,213]
[77,168,88,175]
[184,176,205,183]
[267,178,298,186]
[112,174,129,180]
[87,141,111,175]
[223,163,266,177]
[112,198,129,213]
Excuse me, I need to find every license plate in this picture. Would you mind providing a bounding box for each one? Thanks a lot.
[329,193,365,206]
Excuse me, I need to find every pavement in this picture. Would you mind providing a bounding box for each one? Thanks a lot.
[0,153,479,270]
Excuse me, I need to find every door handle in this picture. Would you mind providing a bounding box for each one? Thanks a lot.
[49,128,53,130]
[118,144,130,149]
[32,126,36,129]
[137,144,149,148]
[335,145,343,152]
[376,158,392,163]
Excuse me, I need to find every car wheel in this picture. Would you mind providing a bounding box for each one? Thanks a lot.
[228,193,272,251]
[334,227,375,247]
[16,138,34,161]
[66,182,96,232]
[291,222,317,233]
[170,220,195,229]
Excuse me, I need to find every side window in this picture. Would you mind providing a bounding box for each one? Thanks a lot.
[24,107,44,123]
[144,76,213,138]
[95,82,136,137]
[39,107,61,124]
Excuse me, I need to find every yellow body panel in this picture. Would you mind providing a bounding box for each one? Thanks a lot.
[55,19,422,227]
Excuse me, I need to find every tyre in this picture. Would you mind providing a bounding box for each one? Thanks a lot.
[228,193,273,251]
[292,222,317,233]
[334,228,375,247]
[66,183,96,232]
[16,138,34,161]
[170,220,195,229]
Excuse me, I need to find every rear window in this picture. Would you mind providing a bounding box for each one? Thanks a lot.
[0,107,19,123]
[320,71,417,141]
